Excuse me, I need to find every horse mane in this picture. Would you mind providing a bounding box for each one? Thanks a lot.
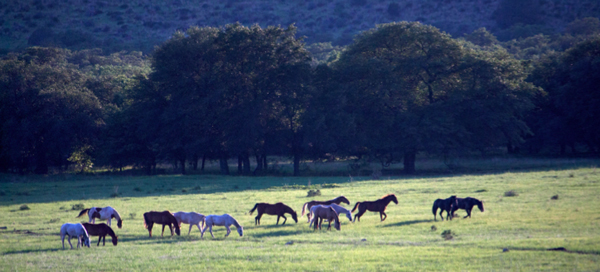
[382,194,395,199]
[111,208,122,221]
[77,208,91,218]
[231,217,242,229]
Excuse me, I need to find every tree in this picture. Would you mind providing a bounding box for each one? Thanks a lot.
[0,47,102,174]
[332,22,538,173]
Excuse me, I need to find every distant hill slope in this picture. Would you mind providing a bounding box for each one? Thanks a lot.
[1,0,599,54]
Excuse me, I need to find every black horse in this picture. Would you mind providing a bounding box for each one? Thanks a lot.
[451,197,484,219]
[432,196,457,221]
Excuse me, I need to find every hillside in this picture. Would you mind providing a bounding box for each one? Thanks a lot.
[2,0,599,54]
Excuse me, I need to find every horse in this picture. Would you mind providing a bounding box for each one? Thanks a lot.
[249,202,298,225]
[451,197,484,219]
[201,214,243,238]
[309,203,352,228]
[143,211,181,237]
[352,194,398,222]
[60,223,90,249]
[311,205,341,231]
[77,206,123,229]
[432,195,458,221]
[301,196,350,223]
[173,211,206,235]
[82,223,118,246]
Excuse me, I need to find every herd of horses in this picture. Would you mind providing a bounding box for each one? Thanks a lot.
[59,194,484,249]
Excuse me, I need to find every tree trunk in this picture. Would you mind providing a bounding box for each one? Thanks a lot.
[192,154,198,170]
[201,154,206,171]
[293,152,300,176]
[219,157,229,175]
[180,157,186,175]
[403,151,416,174]
[254,154,263,173]
[238,156,243,174]
[243,152,251,175]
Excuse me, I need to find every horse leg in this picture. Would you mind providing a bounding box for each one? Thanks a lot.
[147,223,154,237]
[319,218,324,230]
[281,214,287,225]
[465,207,472,218]
[354,208,365,222]
[188,224,193,235]
[225,225,231,237]
[97,236,101,246]
[439,210,444,221]
[380,212,387,221]
[276,215,280,225]
[255,213,262,225]
[67,235,74,249]
[61,234,66,249]
[209,225,215,238]
[168,224,174,236]
[161,224,166,237]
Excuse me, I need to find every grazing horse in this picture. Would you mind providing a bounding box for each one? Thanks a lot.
[301,196,350,223]
[352,194,398,222]
[309,203,352,228]
[249,202,298,225]
[60,223,90,249]
[451,197,484,219]
[201,214,243,238]
[311,205,341,231]
[143,211,181,237]
[173,211,206,235]
[432,195,458,221]
[77,206,123,229]
[82,223,118,246]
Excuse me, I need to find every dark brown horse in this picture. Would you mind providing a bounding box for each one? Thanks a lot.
[143,211,181,237]
[432,195,457,221]
[82,223,118,246]
[301,196,350,223]
[352,194,398,222]
[312,205,340,231]
[451,197,484,218]
[249,202,298,225]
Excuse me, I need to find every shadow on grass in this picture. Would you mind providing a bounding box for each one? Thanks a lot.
[250,230,303,238]
[382,219,432,227]
[3,248,65,255]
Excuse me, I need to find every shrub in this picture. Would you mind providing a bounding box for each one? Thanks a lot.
[71,204,85,210]
[20,205,30,210]
[307,189,321,197]
[441,230,454,240]
[551,195,559,200]
[504,190,519,197]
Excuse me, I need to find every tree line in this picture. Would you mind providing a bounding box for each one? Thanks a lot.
[1,21,599,175]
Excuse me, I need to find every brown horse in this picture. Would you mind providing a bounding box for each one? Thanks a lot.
[301,196,350,223]
[82,223,118,246]
[432,195,457,221]
[451,197,484,219]
[312,205,341,231]
[143,211,181,237]
[352,194,398,222]
[249,202,298,225]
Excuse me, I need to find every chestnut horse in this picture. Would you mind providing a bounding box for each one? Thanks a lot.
[249,202,298,225]
[432,195,457,221]
[451,197,484,219]
[143,211,181,237]
[82,223,118,246]
[301,196,350,223]
[352,194,398,222]
[311,205,341,231]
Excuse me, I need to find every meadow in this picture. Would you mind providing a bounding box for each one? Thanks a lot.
[1,159,600,271]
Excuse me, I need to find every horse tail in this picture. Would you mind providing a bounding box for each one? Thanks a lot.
[432,200,440,215]
[77,208,91,218]
[301,203,308,217]
[143,213,149,229]
[249,203,259,215]
[351,202,360,213]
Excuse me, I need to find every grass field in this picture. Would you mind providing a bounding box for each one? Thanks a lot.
[1,161,600,271]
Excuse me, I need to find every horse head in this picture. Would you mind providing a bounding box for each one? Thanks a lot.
[291,211,298,223]
[340,196,350,205]
[82,235,91,248]
[477,200,484,212]
[112,236,118,246]
[237,226,244,237]
[117,219,123,229]
[344,210,353,222]
[388,194,398,204]
[174,224,181,236]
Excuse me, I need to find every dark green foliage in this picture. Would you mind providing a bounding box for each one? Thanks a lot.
[493,0,543,28]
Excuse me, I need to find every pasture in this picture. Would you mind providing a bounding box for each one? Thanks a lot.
[1,163,600,271]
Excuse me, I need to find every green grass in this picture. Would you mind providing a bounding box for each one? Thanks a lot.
[1,166,600,271]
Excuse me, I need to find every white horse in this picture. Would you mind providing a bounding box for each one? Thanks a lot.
[60,223,90,249]
[77,206,123,229]
[201,214,243,238]
[309,203,352,228]
[173,211,206,235]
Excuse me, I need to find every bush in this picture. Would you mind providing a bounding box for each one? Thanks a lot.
[19,204,30,210]
[441,229,454,240]
[71,204,85,210]
[504,190,519,197]
[307,189,321,197]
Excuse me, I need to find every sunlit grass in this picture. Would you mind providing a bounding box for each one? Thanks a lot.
[1,164,600,270]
